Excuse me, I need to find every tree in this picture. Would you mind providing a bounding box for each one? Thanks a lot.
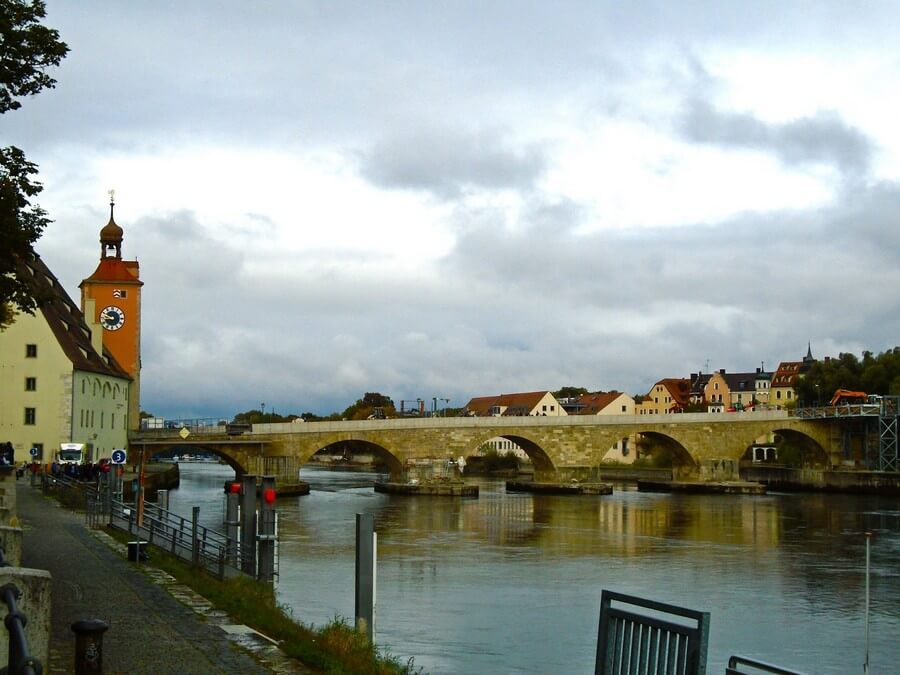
[0,0,69,328]
[341,392,397,420]
[553,386,588,400]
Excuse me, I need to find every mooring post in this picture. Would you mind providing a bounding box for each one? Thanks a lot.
[257,475,277,583]
[72,618,108,674]
[355,512,376,641]
[240,474,257,575]
[864,531,871,675]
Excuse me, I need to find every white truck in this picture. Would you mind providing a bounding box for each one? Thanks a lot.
[57,443,90,465]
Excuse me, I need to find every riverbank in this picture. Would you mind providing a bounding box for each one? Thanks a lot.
[18,479,418,674]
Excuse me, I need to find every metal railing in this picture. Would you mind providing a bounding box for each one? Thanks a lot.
[726,655,806,674]
[108,499,254,580]
[0,583,42,675]
[794,403,883,418]
[40,471,275,582]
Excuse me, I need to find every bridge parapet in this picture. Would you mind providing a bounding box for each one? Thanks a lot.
[248,410,793,435]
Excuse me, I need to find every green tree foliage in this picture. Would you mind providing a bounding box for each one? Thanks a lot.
[341,392,397,420]
[232,409,301,424]
[0,0,69,328]
[553,386,588,399]
[797,347,900,402]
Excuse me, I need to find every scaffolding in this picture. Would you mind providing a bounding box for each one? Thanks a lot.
[796,396,899,471]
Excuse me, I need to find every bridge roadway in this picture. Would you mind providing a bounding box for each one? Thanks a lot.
[129,411,836,489]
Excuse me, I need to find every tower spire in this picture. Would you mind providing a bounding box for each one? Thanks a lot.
[99,189,123,260]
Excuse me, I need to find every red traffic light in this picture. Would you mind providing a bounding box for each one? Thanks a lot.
[228,482,241,494]
[262,487,276,505]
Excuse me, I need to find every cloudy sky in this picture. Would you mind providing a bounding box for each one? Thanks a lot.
[9,1,900,418]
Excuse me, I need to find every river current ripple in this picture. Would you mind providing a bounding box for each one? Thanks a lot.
[167,463,900,674]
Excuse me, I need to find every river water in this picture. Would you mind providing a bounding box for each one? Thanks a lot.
[166,463,900,674]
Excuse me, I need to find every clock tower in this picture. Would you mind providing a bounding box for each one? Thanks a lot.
[80,194,144,429]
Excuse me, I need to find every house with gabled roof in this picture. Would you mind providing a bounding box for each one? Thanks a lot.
[463,391,567,417]
[703,369,760,411]
[771,347,816,406]
[574,391,635,416]
[637,378,691,415]
[689,372,712,406]
[0,251,131,464]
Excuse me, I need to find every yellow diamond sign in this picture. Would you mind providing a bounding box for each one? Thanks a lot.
[179,427,190,439]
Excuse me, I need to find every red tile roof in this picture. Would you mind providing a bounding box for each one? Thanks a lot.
[19,252,131,379]
[575,391,624,414]
[463,391,555,416]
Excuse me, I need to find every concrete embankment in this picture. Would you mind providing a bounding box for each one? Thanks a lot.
[742,466,900,494]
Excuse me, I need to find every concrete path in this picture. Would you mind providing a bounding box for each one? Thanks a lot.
[16,481,306,674]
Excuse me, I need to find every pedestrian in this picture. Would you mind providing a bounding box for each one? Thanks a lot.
[1,442,13,466]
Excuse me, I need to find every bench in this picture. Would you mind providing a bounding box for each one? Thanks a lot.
[596,590,710,675]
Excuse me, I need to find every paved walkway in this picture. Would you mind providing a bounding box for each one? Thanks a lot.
[17,481,307,674]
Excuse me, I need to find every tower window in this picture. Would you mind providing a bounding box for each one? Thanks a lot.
[24,408,36,425]
[25,377,36,391]
[26,344,37,358]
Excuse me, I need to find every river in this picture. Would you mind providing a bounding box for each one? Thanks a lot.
[165,463,900,674]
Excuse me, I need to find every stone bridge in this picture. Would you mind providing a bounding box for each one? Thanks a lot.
[129,411,838,490]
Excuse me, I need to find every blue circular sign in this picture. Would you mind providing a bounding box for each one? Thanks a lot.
[111,449,127,464]
[29,447,39,457]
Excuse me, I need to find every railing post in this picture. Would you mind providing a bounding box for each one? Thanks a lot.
[191,506,200,566]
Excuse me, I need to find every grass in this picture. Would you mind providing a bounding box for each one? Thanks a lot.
[103,526,420,674]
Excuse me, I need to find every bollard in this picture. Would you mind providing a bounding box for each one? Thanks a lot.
[355,512,376,641]
[71,619,108,674]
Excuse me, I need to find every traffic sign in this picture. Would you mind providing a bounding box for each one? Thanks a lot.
[111,449,127,464]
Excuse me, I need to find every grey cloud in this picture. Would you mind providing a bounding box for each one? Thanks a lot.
[439,186,900,389]
[680,99,873,175]
[358,129,547,199]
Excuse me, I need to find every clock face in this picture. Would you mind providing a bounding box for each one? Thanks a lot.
[99,305,125,331]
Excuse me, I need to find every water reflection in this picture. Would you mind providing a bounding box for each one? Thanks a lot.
[167,464,900,674]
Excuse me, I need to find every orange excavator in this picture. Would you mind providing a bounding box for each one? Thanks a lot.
[829,389,867,406]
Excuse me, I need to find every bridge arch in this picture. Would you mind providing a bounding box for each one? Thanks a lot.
[305,439,404,477]
[473,433,556,476]
[768,427,829,467]
[635,431,698,473]
[147,442,246,476]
